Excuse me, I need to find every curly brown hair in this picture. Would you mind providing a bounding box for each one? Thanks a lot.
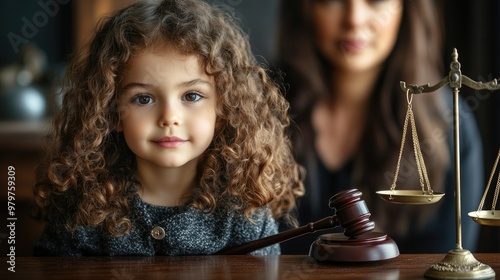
[33,0,304,236]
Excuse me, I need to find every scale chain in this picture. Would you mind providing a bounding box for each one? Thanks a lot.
[477,148,500,213]
[390,100,411,197]
[409,106,433,196]
[390,92,433,200]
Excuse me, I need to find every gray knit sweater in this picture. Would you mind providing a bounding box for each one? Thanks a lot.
[34,195,280,256]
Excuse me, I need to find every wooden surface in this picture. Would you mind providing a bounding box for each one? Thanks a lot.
[1,254,499,279]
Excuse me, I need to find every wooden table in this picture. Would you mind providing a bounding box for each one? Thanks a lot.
[1,254,499,279]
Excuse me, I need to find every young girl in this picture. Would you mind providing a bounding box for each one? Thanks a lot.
[32,0,304,256]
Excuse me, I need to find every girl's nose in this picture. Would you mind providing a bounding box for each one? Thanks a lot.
[158,103,181,128]
[159,118,180,128]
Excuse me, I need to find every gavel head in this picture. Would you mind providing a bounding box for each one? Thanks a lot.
[329,189,375,238]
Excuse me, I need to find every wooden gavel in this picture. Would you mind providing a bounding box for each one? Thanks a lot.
[216,189,375,255]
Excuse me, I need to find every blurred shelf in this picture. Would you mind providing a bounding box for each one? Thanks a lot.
[0,119,51,150]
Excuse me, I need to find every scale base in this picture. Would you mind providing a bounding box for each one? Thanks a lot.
[309,232,399,262]
[425,249,495,279]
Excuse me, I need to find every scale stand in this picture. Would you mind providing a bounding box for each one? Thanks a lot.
[395,48,496,279]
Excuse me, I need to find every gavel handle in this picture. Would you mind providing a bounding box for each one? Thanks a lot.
[215,215,340,255]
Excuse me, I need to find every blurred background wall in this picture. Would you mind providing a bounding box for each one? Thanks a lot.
[0,0,499,255]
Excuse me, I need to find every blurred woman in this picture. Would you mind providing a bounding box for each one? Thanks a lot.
[277,0,483,254]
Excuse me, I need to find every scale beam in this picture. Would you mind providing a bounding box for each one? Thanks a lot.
[401,49,500,94]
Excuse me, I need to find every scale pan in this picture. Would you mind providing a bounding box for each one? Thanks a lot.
[376,190,444,204]
[468,210,500,226]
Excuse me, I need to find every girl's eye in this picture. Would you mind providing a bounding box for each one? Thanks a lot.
[132,95,154,105]
[183,92,202,102]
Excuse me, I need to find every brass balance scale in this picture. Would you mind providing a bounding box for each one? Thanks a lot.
[216,48,497,278]
[376,48,499,279]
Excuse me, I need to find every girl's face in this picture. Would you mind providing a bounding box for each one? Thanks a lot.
[117,47,217,170]
[311,0,403,72]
